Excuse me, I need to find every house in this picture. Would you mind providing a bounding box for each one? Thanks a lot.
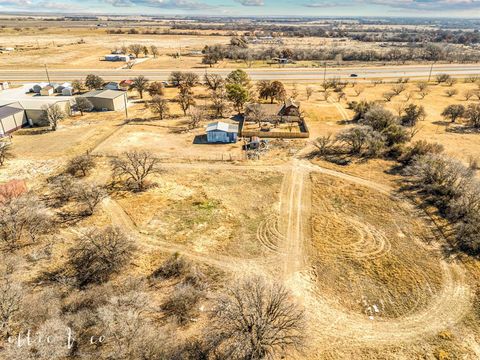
[206,121,238,143]
[40,86,54,96]
[0,82,9,90]
[0,103,27,136]
[104,82,119,90]
[244,99,301,124]
[119,80,133,90]
[79,89,126,111]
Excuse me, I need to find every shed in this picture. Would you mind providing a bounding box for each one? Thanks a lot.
[206,122,238,143]
[0,103,27,136]
[32,83,48,94]
[0,82,9,90]
[55,82,71,93]
[40,86,54,96]
[62,87,74,96]
[79,89,126,111]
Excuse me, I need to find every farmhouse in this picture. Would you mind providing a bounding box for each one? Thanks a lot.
[79,89,126,111]
[245,99,301,124]
[206,121,238,143]
[0,102,26,136]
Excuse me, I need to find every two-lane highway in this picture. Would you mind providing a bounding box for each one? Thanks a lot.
[1,64,479,82]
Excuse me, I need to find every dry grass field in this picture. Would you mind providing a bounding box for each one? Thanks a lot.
[2,70,480,359]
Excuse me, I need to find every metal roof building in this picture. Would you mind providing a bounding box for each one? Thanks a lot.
[206,121,239,143]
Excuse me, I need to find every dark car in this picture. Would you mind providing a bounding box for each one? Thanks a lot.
[350,73,358,77]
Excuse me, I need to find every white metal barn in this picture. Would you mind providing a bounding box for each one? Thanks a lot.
[0,103,27,136]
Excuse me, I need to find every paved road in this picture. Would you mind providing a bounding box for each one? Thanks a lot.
[1,64,480,82]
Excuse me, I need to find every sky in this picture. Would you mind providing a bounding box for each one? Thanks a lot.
[0,0,479,17]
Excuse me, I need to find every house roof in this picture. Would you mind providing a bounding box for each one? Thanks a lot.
[245,99,301,120]
[0,104,24,119]
[206,121,238,133]
[81,89,125,99]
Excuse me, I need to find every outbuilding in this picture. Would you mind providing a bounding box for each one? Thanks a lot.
[206,121,238,143]
[0,82,9,90]
[61,87,74,96]
[40,86,54,96]
[0,103,27,136]
[19,99,72,126]
[79,89,127,111]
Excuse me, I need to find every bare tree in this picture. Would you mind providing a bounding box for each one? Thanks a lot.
[67,226,135,287]
[382,92,395,102]
[177,85,196,116]
[465,103,480,128]
[161,284,203,325]
[187,107,205,130]
[41,104,66,131]
[65,154,95,177]
[149,95,170,120]
[306,86,314,100]
[204,73,224,91]
[0,142,12,167]
[211,87,229,118]
[0,193,53,250]
[464,89,475,101]
[0,276,23,338]
[150,45,159,58]
[73,182,106,216]
[391,83,406,96]
[445,88,458,98]
[129,43,143,58]
[353,85,365,97]
[111,151,160,192]
[207,276,305,360]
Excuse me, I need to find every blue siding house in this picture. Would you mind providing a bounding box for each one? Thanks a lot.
[206,122,239,143]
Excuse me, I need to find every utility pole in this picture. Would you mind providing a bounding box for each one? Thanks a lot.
[428,62,434,83]
[44,64,51,84]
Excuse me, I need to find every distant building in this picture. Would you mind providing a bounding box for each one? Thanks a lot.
[79,89,127,111]
[206,121,238,143]
[245,99,301,124]
[0,82,9,90]
[104,54,129,62]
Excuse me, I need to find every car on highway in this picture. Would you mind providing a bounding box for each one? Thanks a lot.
[350,73,358,77]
